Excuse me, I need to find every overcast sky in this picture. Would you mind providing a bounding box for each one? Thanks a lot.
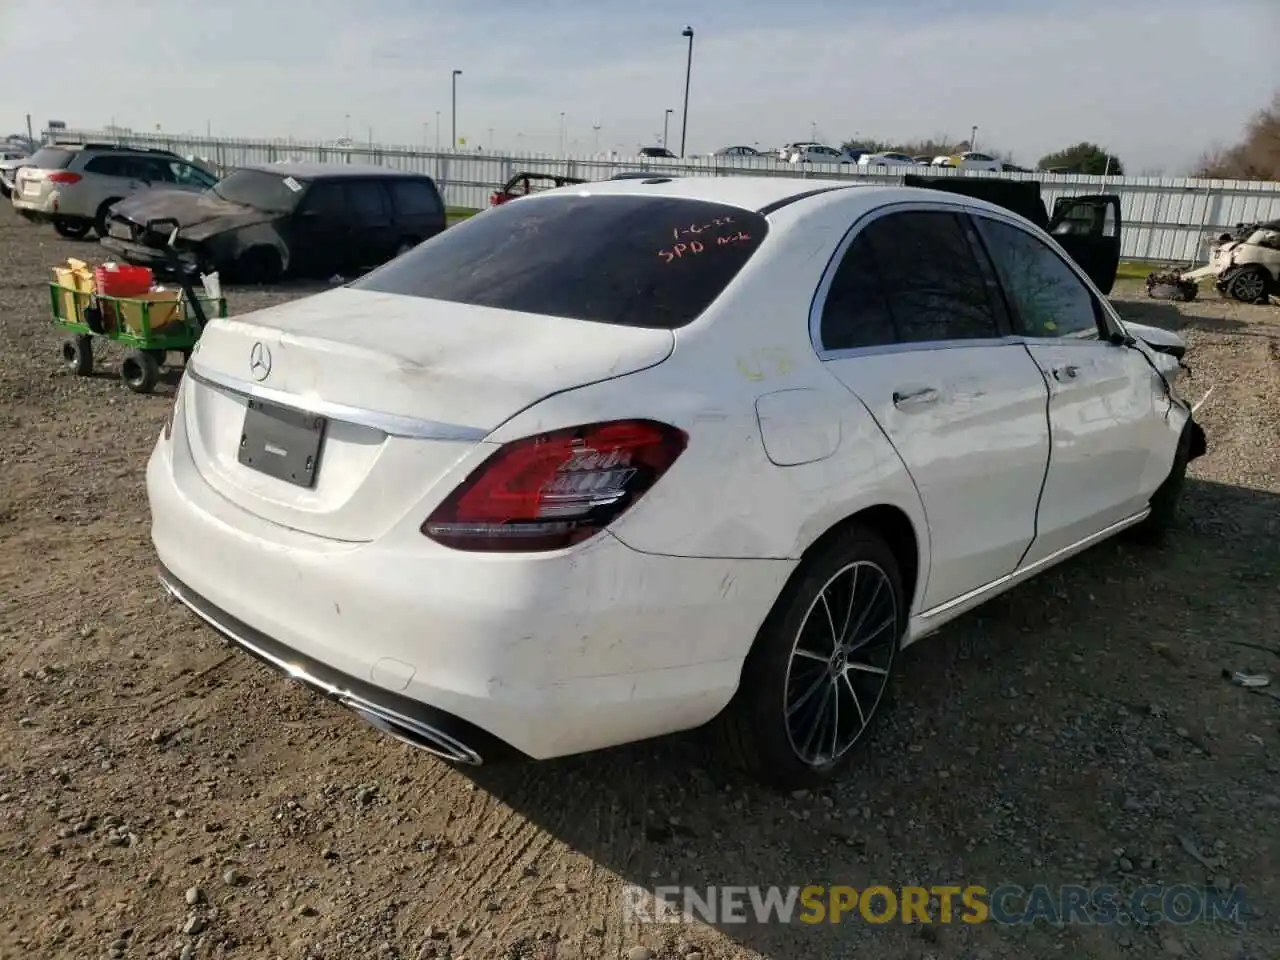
[2,0,1276,173]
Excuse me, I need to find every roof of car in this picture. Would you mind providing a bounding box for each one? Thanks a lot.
[543,175,1039,224]
[238,162,428,179]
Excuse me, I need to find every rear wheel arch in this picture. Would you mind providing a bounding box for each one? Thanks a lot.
[789,504,922,623]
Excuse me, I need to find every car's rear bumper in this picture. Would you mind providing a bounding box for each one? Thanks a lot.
[157,563,527,764]
[146,425,792,761]
[11,191,62,219]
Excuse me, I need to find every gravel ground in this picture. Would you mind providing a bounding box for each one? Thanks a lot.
[1,204,1278,960]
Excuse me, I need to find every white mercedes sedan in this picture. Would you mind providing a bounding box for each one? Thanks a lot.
[149,176,1206,787]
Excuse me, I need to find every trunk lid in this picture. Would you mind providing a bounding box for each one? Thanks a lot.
[179,287,675,541]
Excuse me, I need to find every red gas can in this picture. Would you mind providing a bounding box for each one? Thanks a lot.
[95,264,154,298]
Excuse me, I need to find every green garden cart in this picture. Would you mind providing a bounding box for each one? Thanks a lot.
[49,217,227,394]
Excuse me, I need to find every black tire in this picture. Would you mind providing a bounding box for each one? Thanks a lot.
[53,218,90,240]
[94,199,122,239]
[235,247,283,285]
[61,335,93,376]
[1222,265,1270,304]
[120,349,160,394]
[715,525,905,788]
[1129,422,1193,544]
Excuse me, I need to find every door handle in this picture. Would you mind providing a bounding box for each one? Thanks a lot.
[892,386,940,407]
[1051,364,1080,381]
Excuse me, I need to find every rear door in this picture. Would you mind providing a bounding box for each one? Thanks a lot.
[970,210,1167,564]
[291,180,350,276]
[815,206,1051,610]
[387,177,447,243]
[82,154,145,204]
[342,179,396,270]
[1047,195,1122,294]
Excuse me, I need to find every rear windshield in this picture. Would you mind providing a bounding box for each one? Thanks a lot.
[351,194,769,329]
[28,147,74,170]
[211,169,303,212]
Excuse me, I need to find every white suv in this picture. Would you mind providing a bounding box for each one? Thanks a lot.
[11,143,218,239]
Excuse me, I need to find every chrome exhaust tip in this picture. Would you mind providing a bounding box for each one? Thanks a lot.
[345,701,483,765]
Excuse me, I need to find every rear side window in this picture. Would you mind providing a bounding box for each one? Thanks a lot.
[29,147,74,170]
[819,210,999,350]
[345,181,390,222]
[389,179,443,216]
[352,194,769,329]
[820,233,897,350]
[84,155,129,177]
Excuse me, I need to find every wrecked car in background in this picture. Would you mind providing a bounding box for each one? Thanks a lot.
[1175,220,1280,304]
[489,171,585,206]
[100,163,447,283]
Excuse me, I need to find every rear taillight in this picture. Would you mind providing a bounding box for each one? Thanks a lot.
[48,172,82,185]
[422,419,687,552]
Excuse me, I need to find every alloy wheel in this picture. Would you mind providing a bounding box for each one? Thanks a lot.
[1230,269,1266,303]
[783,560,898,767]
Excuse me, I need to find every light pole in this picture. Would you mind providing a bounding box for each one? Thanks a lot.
[970,125,978,152]
[559,112,566,154]
[422,122,429,153]
[679,25,694,157]
[663,109,673,147]
[592,123,602,153]
[435,111,441,152]
[451,69,462,148]
[344,113,350,140]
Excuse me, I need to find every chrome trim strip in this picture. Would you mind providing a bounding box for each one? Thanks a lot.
[157,571,483,766]
[917,510,1150,621]
[187,361,489,442]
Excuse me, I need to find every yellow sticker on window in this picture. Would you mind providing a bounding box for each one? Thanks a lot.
[1043,321,1057,331]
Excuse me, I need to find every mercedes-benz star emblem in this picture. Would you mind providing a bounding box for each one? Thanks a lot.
[249,342,272,381]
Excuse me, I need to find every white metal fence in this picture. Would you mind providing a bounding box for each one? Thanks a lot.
[52,130,1280,264]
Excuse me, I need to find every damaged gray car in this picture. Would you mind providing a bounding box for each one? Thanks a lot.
[100,163,448,283]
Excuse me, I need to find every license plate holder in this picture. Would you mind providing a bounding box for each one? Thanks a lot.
[238,398,327,488]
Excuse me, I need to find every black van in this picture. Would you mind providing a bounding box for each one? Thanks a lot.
[101,163,448,283]
[903,174,1123,294]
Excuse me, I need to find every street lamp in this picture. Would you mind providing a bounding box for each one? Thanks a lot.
[451,69,462,148]
[679,25,694,158]
[559,111,566,154]
[970,125,978,152]
[663,108,673,148]
[435,110,441,152]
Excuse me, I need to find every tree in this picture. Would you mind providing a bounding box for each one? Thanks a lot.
[1036,143,1124,175]
[1195,91,1280,181]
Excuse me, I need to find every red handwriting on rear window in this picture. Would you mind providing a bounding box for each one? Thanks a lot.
[657,230,752,263]
[671,216,734,240]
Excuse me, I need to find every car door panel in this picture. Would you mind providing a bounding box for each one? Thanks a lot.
[1048,195,1122,294]
[814,207,1052,611]
[825,346,1050,608]
[343,180,395,270]
[970,211,1160,567]
[1018,339,1158,563]
[291,181,350,276]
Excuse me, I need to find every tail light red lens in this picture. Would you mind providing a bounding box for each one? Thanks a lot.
[422,419,687,552]
[48,172,82,184]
